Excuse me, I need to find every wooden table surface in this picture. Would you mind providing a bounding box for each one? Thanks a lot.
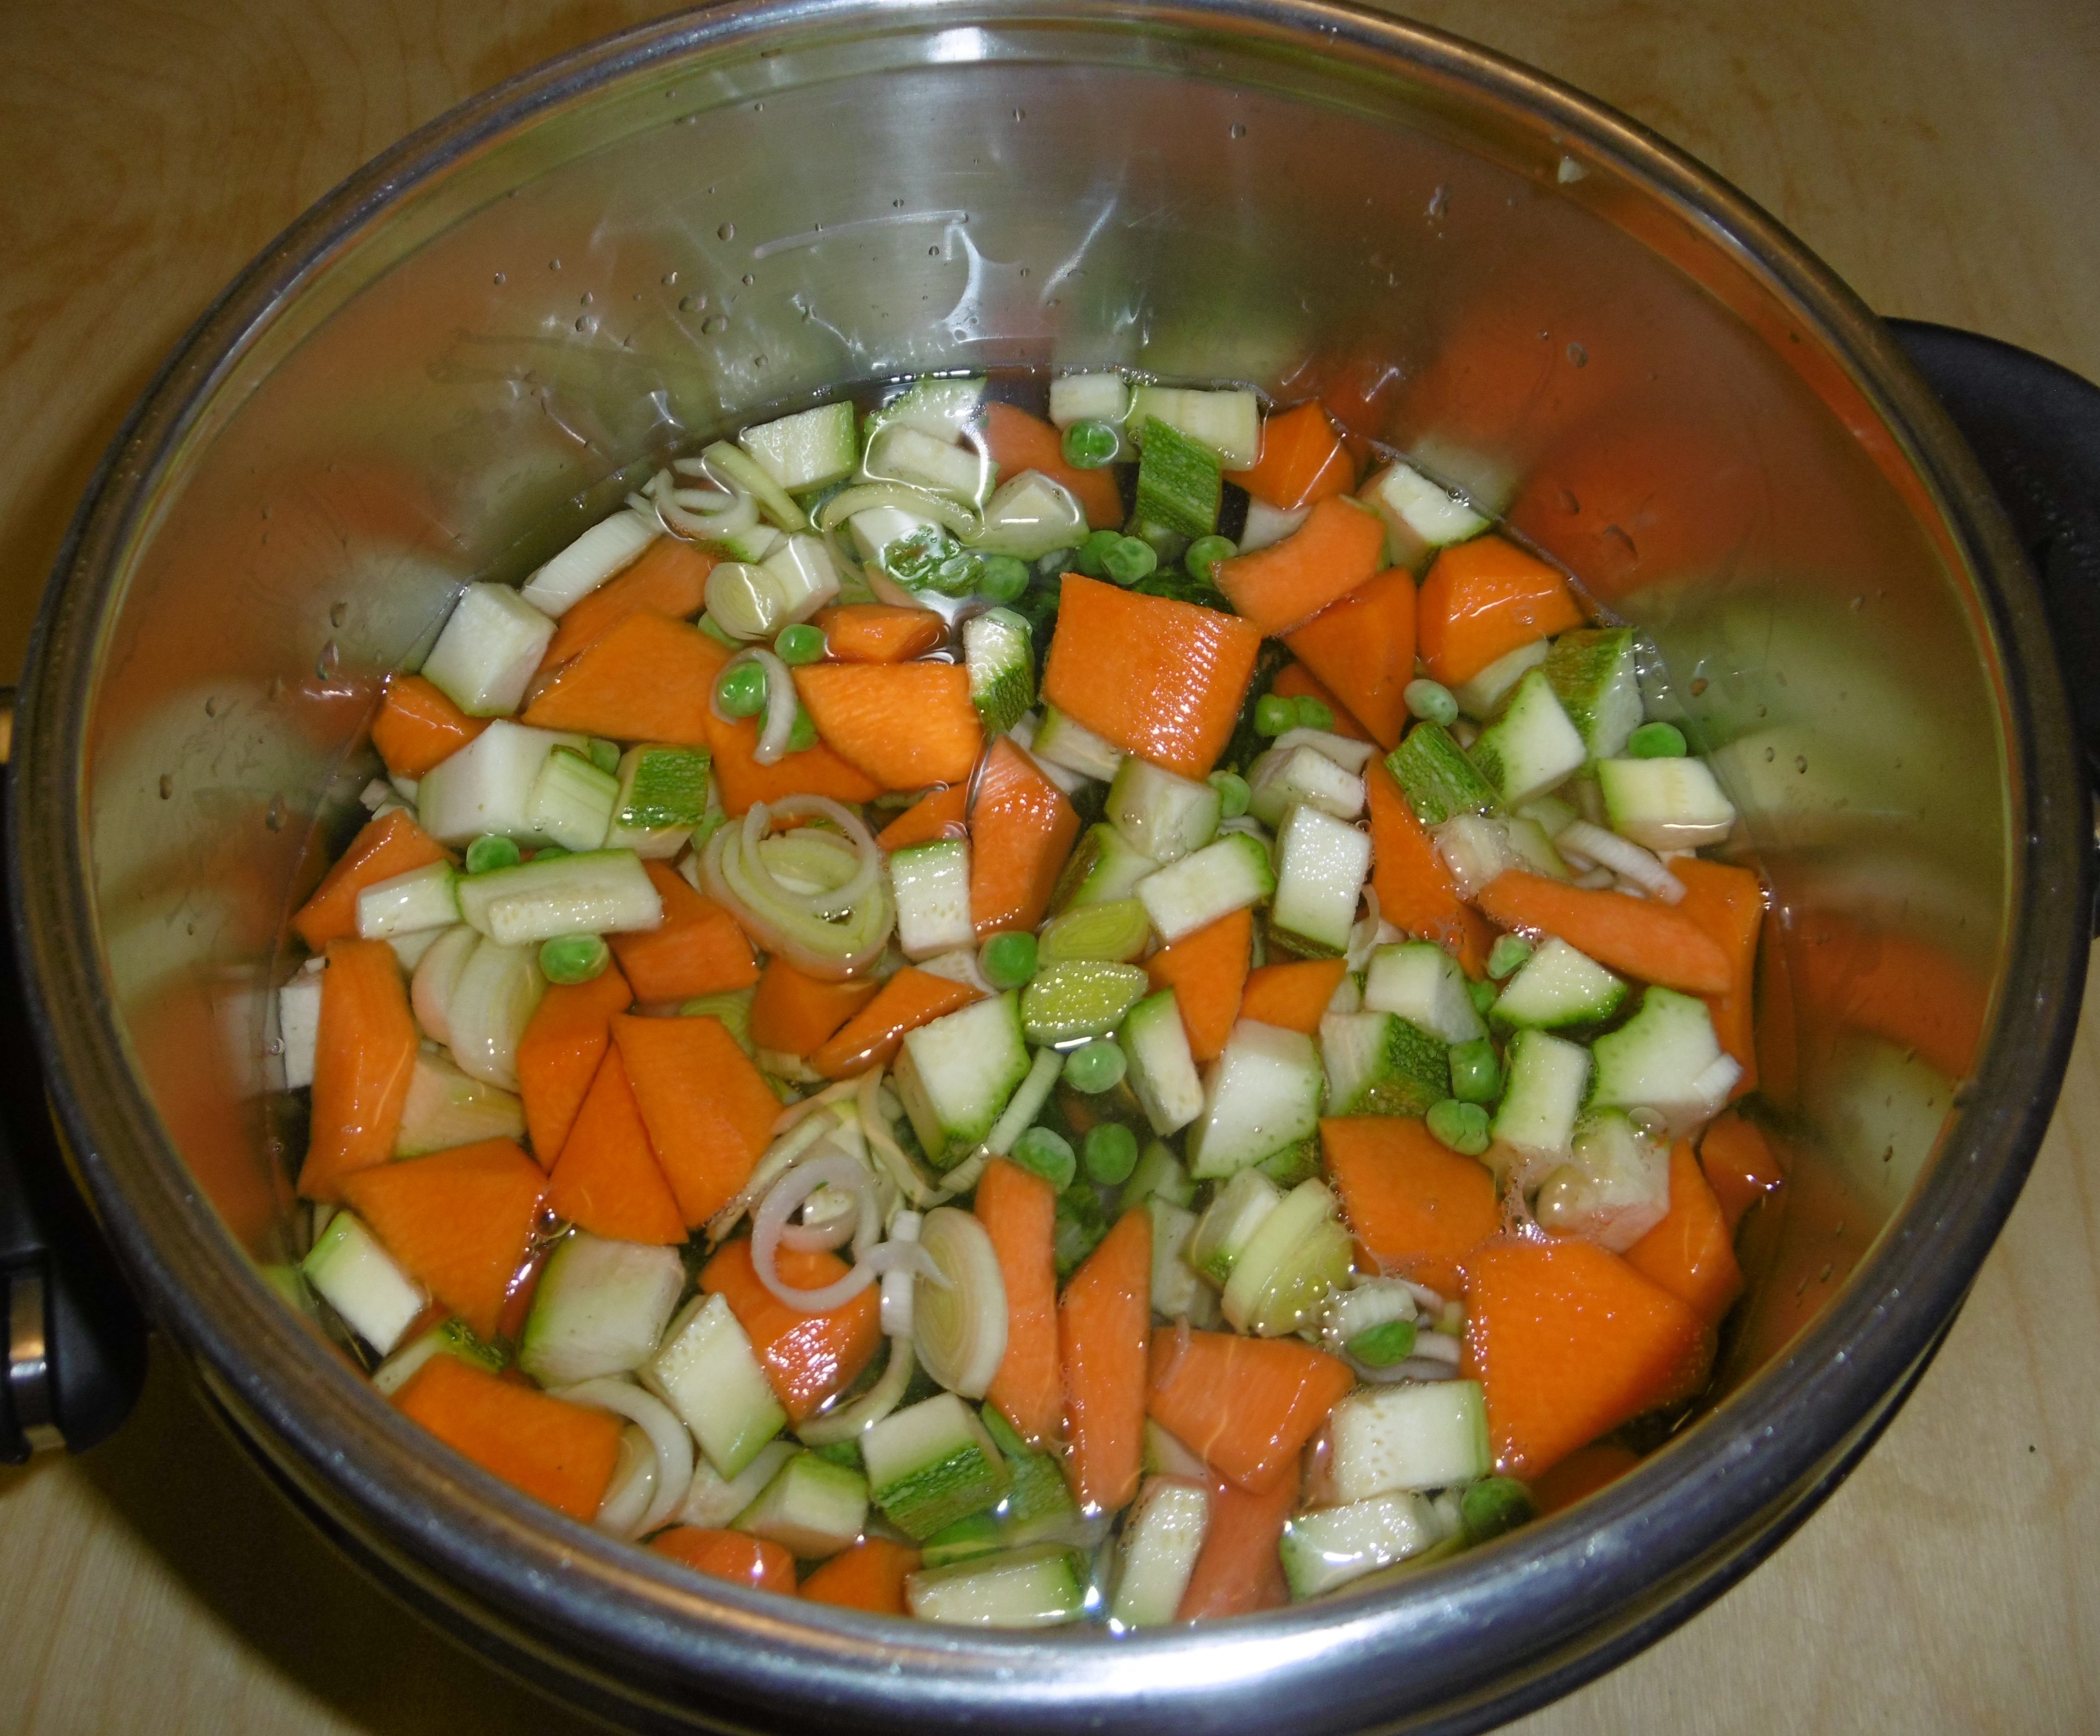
[4,1,2098,1730]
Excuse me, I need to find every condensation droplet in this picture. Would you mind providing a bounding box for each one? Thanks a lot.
[741,273,754,286]
[581,291,593,306]
[1426,185,1449,219]
[1566,342,1588,367]
[1764,745,1777,763]
[1796,754,1809,774]
[548,258,562,271]
[575,315,591,333]
[718,222,736,241]
[264,1037,284,1056]
[493,271,507,286]
[267,676,284,702]
[1229,122,1247,139]
[158,774,173,800]
[1559,488,1581,515]
[752,354,768,369]
[316,641,338,680]
[265,795,285,832]
[204,696,220,717]
[702,315,729,336]
[893,198,905,208]
[662,270,679,285]
[329,601,347,627]
[929,245,940,256]
[679,294,705,313]
[1850,594,1866,611]
[1014,107,1026,122]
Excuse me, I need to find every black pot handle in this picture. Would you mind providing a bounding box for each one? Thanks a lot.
[0,731,147,1461]
[1886,319,2100,931]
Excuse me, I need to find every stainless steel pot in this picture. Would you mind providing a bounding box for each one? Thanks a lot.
[9,3,2098,1730]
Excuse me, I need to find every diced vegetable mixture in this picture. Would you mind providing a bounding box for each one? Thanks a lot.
[275,370,1785,1627]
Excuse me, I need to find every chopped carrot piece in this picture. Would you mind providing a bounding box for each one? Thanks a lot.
[793,662,982,790]
[1146,1329,1353,1494]
[1226,400,1356,511]
[649,1527,797,1594]
[1060,1208,1152,1513]
[371,674,486,779]
[982,402,1123,530]
[520,609,725,746]
[800,1537,921,1613]
[545,1048,686,1245]
[808,968,984,1079]
[1465,1237,1708,1479]
[1143,908,1251,1064]
[701,1238,883,1422]
[1320,1116,1500,1298]
[1530,1442,1642,1517]
[1624,1142,1744,1325]
[1283,567,1417,748]
[1366,762,1494,976]
[703,708,882,814]
[875,784,969,851]
[292,809,450,952]
[1416,535,1586,687]
[1671,858,1764,1097]
[814,603,947,664]
[969,736,1079,937]
[975,1159,1063,1447]
[1697,1110,1786,1234]
[1215,495,1387,637]
[1238,958,1350,1036]
[1475,871,1731,997]
[749,955,880,1057]
[300,938,419,1202]
[395,1354,621,1522]
[342,1138,547,1338]
[514,964,635,1165]
[607,860,758,1004]
[538,536,715,673]
[1271,662,1372,742]
[1042,575,1263,779]
[1176,1473,1297,1619]
[613,1013,778,1226]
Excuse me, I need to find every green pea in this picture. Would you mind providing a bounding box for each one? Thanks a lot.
[774,623,826,665]
[715,660,769,718]
[1062,1040,1127,1095]
[1061,418,1123,469]
[1081,1121,1140,1186]
[1347,1318,1418,1368]
[1075,528,1124,579]
[1426,1097,1492,1157]
[1468,977,1499,1018]
[1011,1126,1077,1190]
[464,834,520,876]
[1208,770,1252,819]
[529,846,570,863]
[978,930,1038,991]
[787,706,819,753]
[1487,934,1534,981]
[979,555,1030,603]
[1294,695,1335,731]
[1448,1038,1504,1105]
[1627,720,1688,758]
[1102,536,1158,585]
[1254,694,1297,737]
[1184,534,1237,584]
[538,933,610,986]
[1405,679,1460,727]
[1460,1476,1536,1545]
[587,738,621,775]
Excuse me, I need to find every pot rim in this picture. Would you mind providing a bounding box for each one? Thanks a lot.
[11,1,2088,1727]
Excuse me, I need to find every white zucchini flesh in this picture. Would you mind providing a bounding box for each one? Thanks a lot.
[677,1438,797,1529]
[1362,942,1485,1043]
[1137,834,1275,945]
[848,504,945,571]
[913,1207,1009,1399]
[1108,756,1222,865]
[1533,1112,1672,1250]
[761,533,843,622]
[520,1232,686,1387]
[393,1046,526,1156]
[1185,1021,1324,1180]
[356,860,460,941]
[527,747,619,853]
[409,922,480,1048]
[1320,1278,1418,1360]
[1147,1196,1210,1323]
[1268,727,1379,775]
[863,423,995,507]
[876,375,987,442]
[277,966,323,1091]
[975,472,1088,562]
[906,1544,1090,1628]
[1128,385,1261,469]
[1049,372,1130,428]
[1358,461,1490,566]
[890,839,976,959]
[1492,936,1626,1031]
[735,1451,870,1559]
[457,849,665,948]
[1187,1167,1285,1284]
[1280,1493,1440,1599]
[737,400,859,493]
[1239,498,1309,553]
[1031,706,1124,783]
[861,1392,1011,1540]
[1452,638,1550,721]
[1597,756,1739,851]
[444,934,545,1090]
[421,583,557,718]
[519,510,658,617]
[643,1290,789,1478]
[301,1212,425,1356]
[1110,1478,1212,1629]
[1587,986,1731,1131]
[1272,806,1373,953]
[1246,746,1367,829]
[1470,669,1586,807]
[918,946,993,994]
[416,719,588,846]
[894,992,1032,1167]
[1120,989,1205,1136]
[1324,1380,1492,1501]
[1490,1028,1592,1162]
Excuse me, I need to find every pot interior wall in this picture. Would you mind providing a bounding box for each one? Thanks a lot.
[83,9,2005,1402]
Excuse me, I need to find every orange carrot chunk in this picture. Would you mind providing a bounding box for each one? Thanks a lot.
[613,1013,778,1226]
[1142,908,1251,1064]
[372,674,487,780]
[1226,400,1355,512]
[1271,663,1373,743]
[808,968,984,1079]
[1697,1109,1787,1235]
[701,1238,883,1423]
[342,1138,548,1339]
[1670,857,1765,1097]
[607,860,758,1004]
[982,402,1123,530]
[1320,1116,1500,1299]
[799,1538,921,1613]
[1176,1473,1298,1620]
[521,609,725,746]
[1283,566,1417,748]
[749,954,880,1057]
[649,1527,798,1595]
[703,708,882,815]
[1417,534,1586,687]
[1475,870,1732,997]
[814,603,947,665]
[1366,762,1495,976]
[1238,958,1350,1036]
[1215,495,1388,638]
[875,784,969,851]
[1060,1208,1152,1513]
[1465,1236,1707,1479]
[300,937,419,1202]
[292,809,451,952]
[538,536,715,673]
[969,736,1079,937]
[545,1047,687,1246]
[514,964,635,1165]
[1624,1142,1744,1325]
[1531,1442,1643,1517]
[1042,575,1263,780]
[793,661,983,791]
[976,1159,1063,1448]
[395,1354,622,1522]
[1146,1329,1354,1495]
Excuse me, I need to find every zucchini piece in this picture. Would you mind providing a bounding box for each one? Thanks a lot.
[1110,1478,1212,1629]
[1318,1010,1450,1118]
[895,992,1032,1167]
[1187,1167,1284,1284]
[849,504,949,574]
[519,510,656,617]
[1127,385,1261,469]
[1385,722,1498,826]
[277,967,323,1091]
[1137,833,1276,945]
[1320,1276,1420,1361]
[643,1290,789,1477]
[874,375,987,442]
[1491,936,1626,1031]
[605,743,710,859]
[1542,627,1643,761]
[704,440,809,532]
[920,1510,1007,1569]
[738,400,859,493]
[734,1450,870,1559]
[963,606,1036,735]
[417,719,588,846]
[1490,1029,1592,1162]
[905,1542,1089,1628]
[1470,669,1586,807]
[1587,986,1729,1127]
[527,745,619,852]
[678,1438,797,1529]
[301,1212,424,1355]
[355,860,460,941]
[1362,942,1485,1044]
[1120,990,1204,1135]
[1325,1380,1492,1500]
[1037,899,1151,964]
[1121,1138,1197,1210]
[1019,960,1150,1044]
[1147,1195,1212,1322]
[889,838,976,960]
[1597,756,1738,850]
[394,1047,526,1156]
[1143,1420,1211,1482]
[1451,638,1549,722]
[1133,415,1224,539]
[370,1316,504,1397]
[1256,1135,1323,1187]
[1050,822,1161,912]
[1281,1493,1441,1598]
[1533,1111,1671,1251]
[1246,745,1369,833]
[982,1044,1065,1157]
[862,1391,1012,1540]
[976,471,1090,563]
[1498,814,1571,880]
[1049,372,1130,428]
[1185,1021,1324,1180]
[521,1232,685,1387]
[1219,1178,1351,1336]
[456,847,664,947]
[1240,498,1308,553]
[863,423,996,509]
[1031,706,1124,783]
[1357,460,1491,573]
[1271,805,1372,956]
[422,582,557,718]
[1108,756,1223,865]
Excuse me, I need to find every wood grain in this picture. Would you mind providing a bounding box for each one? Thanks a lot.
[2,0,2097,1730]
